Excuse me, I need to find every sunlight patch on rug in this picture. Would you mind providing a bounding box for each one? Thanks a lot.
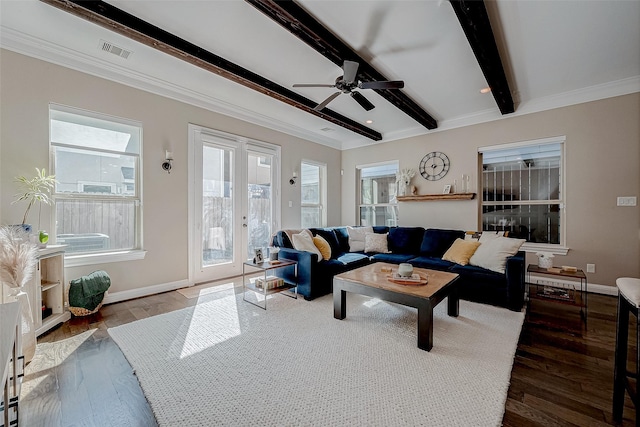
[177,294,241,358]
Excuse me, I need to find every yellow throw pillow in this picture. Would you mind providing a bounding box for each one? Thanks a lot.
[313,235,332,260]
[442,238,481,266]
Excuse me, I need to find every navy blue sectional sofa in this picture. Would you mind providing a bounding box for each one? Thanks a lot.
[271,226,526,311]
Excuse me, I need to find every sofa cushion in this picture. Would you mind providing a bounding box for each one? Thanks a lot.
[313,235,332,260]
[347,226,373,252]
[388,227,425,254]
[292,231,322,261]
[309,228,342,257]
[364,232,390,254]
[279,229,310,249]
[469,236,525,274]
[419,228,465,257]
[333,227,350,254]
[373,226,390,234]
[335,252,371,267]
[272,230,293,248]
[408,256,457,271]
[442,238,481,266]
[450,264,510,308]
[371,253,415,264]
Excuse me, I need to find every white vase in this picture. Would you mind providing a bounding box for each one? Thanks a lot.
[538,255,554,269]
[398,183,407,197]
[398,263,414,277]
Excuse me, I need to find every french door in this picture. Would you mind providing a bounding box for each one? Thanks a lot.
[189,125,280,284]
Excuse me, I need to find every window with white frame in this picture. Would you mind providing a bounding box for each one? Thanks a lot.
[479,137,565,248]
[357,162,398,227]
[300,161,326,228]
[50,105,142,255]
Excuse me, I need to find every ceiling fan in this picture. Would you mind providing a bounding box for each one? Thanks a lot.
[293,60,404,112]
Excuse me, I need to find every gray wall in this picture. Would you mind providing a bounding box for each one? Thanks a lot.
[342,93,640,289]
[0,49,341,294]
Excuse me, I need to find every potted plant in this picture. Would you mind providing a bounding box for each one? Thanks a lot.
[12,168,57,245]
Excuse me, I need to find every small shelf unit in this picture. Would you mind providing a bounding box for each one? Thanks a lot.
[242,259,298,310]
[244,281,297,295]
[526,264,587,324]
[26,245,71,336]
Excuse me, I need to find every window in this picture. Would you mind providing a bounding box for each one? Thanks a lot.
[479,137,565,249]
[50,105,142,256]
[357,162,398,227]
[300,161,326,228]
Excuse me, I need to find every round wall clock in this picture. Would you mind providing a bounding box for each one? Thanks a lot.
[419,151,450,181]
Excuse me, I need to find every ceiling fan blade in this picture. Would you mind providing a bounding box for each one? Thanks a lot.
[293,84,335,88]
[314,91,341,111]
[351,91,375,111]
[359,80,405,90]
[342,60,359,85]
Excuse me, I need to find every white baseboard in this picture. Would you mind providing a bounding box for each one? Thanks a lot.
[102,279,191,305]
[101,275,618,306]
[587,282,618,296]
[528,274,617,296]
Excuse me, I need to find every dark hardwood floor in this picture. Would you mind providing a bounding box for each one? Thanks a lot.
[504,295,637,426]
[21,284,636,426]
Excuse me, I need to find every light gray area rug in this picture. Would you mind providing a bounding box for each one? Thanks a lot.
[108,290,524,426]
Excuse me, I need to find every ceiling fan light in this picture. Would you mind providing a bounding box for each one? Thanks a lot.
[480,87,492,94]
[365,120,373,124]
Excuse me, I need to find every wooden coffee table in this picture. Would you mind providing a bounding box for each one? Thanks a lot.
[333,262,460,351]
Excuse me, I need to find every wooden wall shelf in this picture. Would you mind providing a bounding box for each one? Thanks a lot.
[397,193,476,202]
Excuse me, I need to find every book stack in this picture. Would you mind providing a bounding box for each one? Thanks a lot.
[255,276,284,290]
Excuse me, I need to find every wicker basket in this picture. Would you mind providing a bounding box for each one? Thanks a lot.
[69,300,104,317]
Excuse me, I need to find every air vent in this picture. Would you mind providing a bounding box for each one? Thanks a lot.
[320,127,335,133]
[99,39,133,59]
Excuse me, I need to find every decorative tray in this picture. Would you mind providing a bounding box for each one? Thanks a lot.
[387,273,429,286]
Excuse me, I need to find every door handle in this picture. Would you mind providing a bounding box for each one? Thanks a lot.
[243,224,248,227]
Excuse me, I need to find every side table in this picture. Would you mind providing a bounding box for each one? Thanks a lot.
[242,259,298,310]
[526,264,587,324]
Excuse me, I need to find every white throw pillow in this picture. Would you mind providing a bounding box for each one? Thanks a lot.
[364,232,390,254]
[292,231,322,261]
[346,226,373,252]
[478,231,505,242]
[469,236,525,274]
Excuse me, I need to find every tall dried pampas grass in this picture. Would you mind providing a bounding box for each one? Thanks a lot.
[0,226,37,289]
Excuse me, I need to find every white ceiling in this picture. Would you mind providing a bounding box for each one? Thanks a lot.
[1,0,639,150]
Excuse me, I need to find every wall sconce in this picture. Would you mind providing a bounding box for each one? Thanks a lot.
[289,171,297,185]
[162,150,173,174]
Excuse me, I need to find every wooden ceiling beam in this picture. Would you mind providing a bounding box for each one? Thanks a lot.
[39,0,382,141]
[449,0,515,115]
[245,0,438,130]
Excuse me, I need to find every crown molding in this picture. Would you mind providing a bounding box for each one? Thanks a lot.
[0,27,344,150]
[343,76,640,150]
[2,27,638,152]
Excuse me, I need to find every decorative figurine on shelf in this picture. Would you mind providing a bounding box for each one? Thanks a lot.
[410,185,417,195]
[396,168,416,197]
